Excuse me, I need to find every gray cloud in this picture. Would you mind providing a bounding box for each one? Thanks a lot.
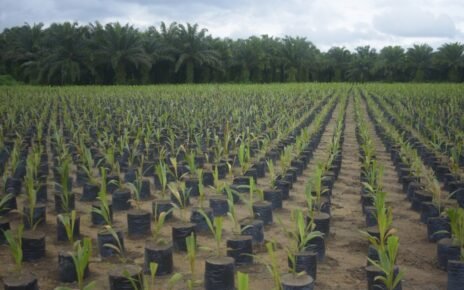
[0,0,463,50]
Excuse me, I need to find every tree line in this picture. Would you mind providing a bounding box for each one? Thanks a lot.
[1,21,463,85]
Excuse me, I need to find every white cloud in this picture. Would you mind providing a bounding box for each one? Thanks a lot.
[0,0,463,50]
[373,6,457,37]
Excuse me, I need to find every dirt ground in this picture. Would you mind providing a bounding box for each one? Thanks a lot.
[0,96,448,289]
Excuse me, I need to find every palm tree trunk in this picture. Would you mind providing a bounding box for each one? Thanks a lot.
[186,60,194,83]
[286,67,297,82]
[240,65,250,82]
[115,64,127,84]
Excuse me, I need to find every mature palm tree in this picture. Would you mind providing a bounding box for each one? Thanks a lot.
[326,46,351,82]
[174,23,221,83]
[281,36,317,82]
[435,42,464,82]
[406,44,433,82]
[90,22,151,84]
[230,37,267,82]
[141,26,177,83]
[259,35,282,82]
[346,46,377,82]
[376,46,405,82]
[2,23,44,82]
[37,22,92,84]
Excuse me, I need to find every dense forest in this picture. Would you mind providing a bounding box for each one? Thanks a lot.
[0,21,463,85]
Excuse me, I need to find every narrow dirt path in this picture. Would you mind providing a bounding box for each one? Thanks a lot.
[361,97,447,290]
[316,96,366,289]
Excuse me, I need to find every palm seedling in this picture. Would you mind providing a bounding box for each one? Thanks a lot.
[226,186,242,235]
[424,169,443,213]
[210,166,226,195]
[279,208,323,274]
[449,145,462,178]
[447,207,464,261]
[126,170,146,210]
[196,170,207,209]
[70,238,95,290]
[56,156,73,213]
[238,142,251,176]
[79,146,99,183]
[151,208,170,245]
[185,233,197,276]
[212,135,225,165]
[265,241,282,290]
[57,209,78,244]
[24,168,40,229]
[304,181,316,221]
[367,236,404,290]
[0,193,14,216]
[279,145,293,176]
[199,210,224,256]
[223,120,231,156]
[9,143,21,178]
[237,272,249,290]
[169,182,190,222]
[266,160,278,189]
[92,168,112,227]
[155,161,169,199]
[362,160,384,195]
[166,273,183,290]
[103,146,118,175]
[3,224,24,272]
[242,178,258,219]
[127,262,182,290]
[186,151,198,177]
[103,225,127,263]
[363,191,394,253]
[144,262,158,290]
[311,163,327,213]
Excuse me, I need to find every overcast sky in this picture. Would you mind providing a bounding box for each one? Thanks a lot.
[1,0,463,51]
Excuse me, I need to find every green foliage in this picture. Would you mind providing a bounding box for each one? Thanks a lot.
[152,209,169,244]
[185,233,197,275]
[368,236,404,290]
[169,182,190,221]
[266,160,277,188]
[311,163,327,213]
[70,238,93,290]
[0,193,14,213]
[226,186,241,235]
[265,241,282,290]
[3,224,24,272]
[237,272,249,290]
[362,191,395,253]
[167,273,183,290]
[92,168,112,227]
[197,169,205,208]
[238,142,251,175]
[57,210,77,244]
[155,161,169,198]
[103,226,126,262]
[0,75,21,86]
[198,210,223,256]
[447,208,464,260]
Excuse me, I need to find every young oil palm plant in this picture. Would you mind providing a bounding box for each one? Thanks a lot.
[237,141,251,176]
[155,161,169,199]
[367,236,404,290]
[3,224,24,272]
[92,168,112,227]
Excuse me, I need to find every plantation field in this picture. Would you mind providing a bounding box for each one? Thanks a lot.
[0,83,463,290]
